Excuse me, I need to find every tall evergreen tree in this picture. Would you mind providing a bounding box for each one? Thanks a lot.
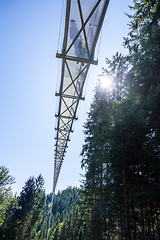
[14,174,45,240]
[80,1,160,238]
[0,166,16,239]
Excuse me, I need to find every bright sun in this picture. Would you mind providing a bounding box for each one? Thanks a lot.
[98,73,112,89]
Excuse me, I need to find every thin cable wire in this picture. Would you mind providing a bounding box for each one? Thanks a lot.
[57,0,65,53]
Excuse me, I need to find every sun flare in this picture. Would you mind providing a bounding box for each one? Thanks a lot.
[98,73,113,89]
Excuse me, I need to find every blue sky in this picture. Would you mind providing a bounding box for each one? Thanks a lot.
[0,0,133,195]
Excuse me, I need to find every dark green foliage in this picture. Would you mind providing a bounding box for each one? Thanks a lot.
[0,166,15,205]
[0,172,45,240]
[14,174,45,239]
[0,169,82,240]
[44,187,81,240]
[0,166,16,239]
[51,204,87,240]
[29,187,81,239]
[81,60,160,238]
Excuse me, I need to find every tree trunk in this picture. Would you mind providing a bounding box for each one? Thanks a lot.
[141,198,145,240]
[156,211,160,239]
[149,199,155,239]
[132,199,137,240]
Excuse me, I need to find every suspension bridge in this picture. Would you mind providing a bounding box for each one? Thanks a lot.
[53,0,110,194]
[47,1,110,238]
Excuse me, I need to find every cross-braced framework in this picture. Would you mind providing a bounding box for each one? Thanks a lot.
[53,0,110,193]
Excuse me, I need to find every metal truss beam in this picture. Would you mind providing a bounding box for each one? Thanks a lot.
[56,53,98,65]
[55,92,85,100]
